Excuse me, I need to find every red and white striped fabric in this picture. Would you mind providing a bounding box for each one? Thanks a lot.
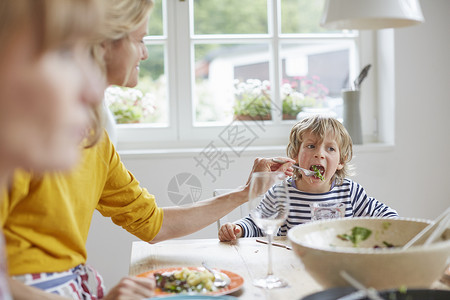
[12,264,105,299]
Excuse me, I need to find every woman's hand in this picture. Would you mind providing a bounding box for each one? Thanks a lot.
[245,157,295,185]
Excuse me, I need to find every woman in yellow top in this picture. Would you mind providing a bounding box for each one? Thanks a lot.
[2,0,295,299]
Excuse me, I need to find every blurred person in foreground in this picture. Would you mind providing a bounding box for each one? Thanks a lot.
[0,0,104,190]
[1,0,294,299]
[0,0,105,299]
[0,0,161,299]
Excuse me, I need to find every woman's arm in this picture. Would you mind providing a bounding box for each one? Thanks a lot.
[151,157,294,243]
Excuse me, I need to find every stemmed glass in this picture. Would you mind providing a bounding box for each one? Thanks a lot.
[248,172,290,289]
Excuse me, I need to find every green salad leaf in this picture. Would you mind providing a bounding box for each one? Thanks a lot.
[382,241,394,248]
[311,165,325,181]
[337,226,372,247]
[382,221,391,230]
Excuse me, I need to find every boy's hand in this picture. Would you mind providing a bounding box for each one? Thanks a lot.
[218,223,243,242]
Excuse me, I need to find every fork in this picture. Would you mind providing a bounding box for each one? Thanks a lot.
[201,261,230,288]
[272,158,316,177]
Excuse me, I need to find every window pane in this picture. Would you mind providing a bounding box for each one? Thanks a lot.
[281,0,332,34]
[194,43,271,124]
[106,45,168,125]
[193,0,268,35]
[148,0,163,36]
[280,42,352,120]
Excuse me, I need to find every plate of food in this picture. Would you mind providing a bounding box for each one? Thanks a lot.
[137,266,244,296]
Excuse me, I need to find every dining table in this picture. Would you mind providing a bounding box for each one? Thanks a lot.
[129,237,322,299]
[129,237,450,300]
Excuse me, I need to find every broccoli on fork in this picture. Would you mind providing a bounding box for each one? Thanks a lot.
[311,165,325,181]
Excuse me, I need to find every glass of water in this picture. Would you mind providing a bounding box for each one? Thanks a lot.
[248,172,290,289]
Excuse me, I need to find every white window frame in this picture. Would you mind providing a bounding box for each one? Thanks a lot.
[115,0,392,152]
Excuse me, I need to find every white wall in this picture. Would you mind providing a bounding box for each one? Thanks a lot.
[86,0,450,292]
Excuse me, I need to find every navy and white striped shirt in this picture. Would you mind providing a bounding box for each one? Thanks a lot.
[236,178,398,237]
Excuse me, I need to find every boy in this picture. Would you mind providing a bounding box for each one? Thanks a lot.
[219,115,398,241]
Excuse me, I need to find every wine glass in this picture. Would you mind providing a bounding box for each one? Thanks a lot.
[248,172,290,289]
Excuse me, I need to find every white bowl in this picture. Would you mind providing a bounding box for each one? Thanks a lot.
[288,217,450,290]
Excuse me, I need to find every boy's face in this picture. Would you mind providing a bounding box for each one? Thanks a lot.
[296,130,343,192]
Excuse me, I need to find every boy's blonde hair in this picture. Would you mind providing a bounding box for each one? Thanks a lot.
[286,115,353,185]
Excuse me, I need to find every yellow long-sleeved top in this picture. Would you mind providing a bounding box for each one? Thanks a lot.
[0,131,163,275]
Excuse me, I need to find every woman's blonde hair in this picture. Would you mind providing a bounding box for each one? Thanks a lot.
[286,115,354,185]
[87,0,154,147]
[92,0,154,84]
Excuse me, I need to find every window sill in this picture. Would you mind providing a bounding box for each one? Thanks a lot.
[118,142,394,159]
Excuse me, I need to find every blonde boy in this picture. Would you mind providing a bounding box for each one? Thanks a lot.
[219,115,398,241]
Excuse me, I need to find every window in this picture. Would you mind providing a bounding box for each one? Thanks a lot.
[109,0,378,151]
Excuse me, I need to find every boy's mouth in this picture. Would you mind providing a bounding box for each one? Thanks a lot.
[310,165,325,178]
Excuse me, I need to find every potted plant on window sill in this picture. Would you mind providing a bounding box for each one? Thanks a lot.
[233,95,272,121]
[233,79,272,121]
[281,76,328,120]
[105,85,157,124]
[282,94,316,120]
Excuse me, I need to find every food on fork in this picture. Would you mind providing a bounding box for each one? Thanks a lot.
[311,165,325,181]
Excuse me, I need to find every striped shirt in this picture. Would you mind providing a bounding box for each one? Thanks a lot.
[236,178,398,237]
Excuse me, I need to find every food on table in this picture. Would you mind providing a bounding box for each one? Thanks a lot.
[337,226,372,247]
[154,267,228,294]
[311,165,325,181]
[373,241,396,248]
[382,221,391,230]
[337,226,397,248]
[289,218,450,290]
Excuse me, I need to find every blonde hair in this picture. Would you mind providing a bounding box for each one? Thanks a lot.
[0,0,102,57]
[86,0,154,147]
[92,0,154,84]
[286,115,354,185]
